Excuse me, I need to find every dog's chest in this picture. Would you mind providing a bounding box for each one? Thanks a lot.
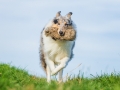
[44,38,72,62]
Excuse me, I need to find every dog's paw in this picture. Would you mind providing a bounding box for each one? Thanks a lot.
[51,71,55,76]
[51,71,57,76]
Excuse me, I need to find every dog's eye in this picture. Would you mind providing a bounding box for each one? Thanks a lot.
[53,19,58,24]
[65,23,68,26]
[58,23,60,25]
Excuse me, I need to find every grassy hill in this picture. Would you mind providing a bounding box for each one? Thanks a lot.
[0,63,120,90]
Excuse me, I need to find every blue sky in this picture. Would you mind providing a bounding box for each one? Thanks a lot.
[0,0,120,78]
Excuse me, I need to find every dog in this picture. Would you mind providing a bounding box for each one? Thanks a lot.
[40,11,76,82]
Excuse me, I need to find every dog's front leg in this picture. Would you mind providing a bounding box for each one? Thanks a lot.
[51,57,69,75]
[46,65,51,83]
[45,57,55,82]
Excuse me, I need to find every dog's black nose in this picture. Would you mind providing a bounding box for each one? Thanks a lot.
[59,31,64,36]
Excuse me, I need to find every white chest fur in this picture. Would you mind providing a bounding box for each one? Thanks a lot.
[42,31,74,63]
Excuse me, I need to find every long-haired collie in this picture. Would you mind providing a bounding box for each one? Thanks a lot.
[40,11,76,82]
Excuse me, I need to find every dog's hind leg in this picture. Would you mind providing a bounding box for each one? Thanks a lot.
[58,69,63,82]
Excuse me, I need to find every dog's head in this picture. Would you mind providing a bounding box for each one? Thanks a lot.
[52,11,73,36]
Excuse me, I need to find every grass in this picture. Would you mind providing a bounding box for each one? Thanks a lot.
[0,63,120,90]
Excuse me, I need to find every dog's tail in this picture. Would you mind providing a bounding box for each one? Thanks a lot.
[40,30,47,74]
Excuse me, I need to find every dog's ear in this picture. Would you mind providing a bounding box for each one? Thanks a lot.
[66,12,72,19]
[56,11,61,17]
[53,11,61,24]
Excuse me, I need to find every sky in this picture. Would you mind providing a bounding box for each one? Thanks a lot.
[0,0,120,78]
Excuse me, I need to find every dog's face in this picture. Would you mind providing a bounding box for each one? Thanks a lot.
[52,11,73,36]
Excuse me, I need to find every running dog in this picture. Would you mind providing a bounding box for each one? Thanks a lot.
[40,11,76,82]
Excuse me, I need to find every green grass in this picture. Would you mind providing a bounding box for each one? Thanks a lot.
[0,63,120,90]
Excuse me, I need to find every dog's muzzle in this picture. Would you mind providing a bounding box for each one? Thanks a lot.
[59,31,64,36]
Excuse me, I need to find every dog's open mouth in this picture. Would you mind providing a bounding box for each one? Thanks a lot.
[45,27,76,41]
